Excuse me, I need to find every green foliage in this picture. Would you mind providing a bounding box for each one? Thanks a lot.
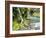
[12,20,20,30]
[12,7,40,31]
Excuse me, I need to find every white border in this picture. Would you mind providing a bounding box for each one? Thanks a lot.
[10,4,43,34]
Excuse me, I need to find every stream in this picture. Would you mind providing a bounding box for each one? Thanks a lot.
[21,16,40,30]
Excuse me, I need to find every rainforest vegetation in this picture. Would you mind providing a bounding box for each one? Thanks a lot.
[12,7,40,31]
